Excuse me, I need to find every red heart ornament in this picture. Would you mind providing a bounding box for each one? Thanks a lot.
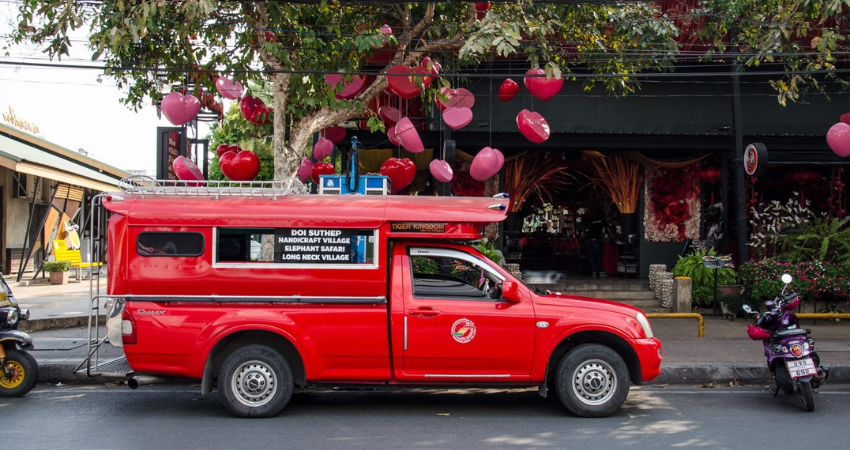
[380,158,416,192]
[516,109,551,144]
[324,74,364,100]
[310,162,335,184]
[386,66,431,99]
[321,127,346,144]
[387,126,401,146]
[296,157,313,183]
[215,143,241,158]
[841,113,850,125]
[215,76,244,100]
[395,117,424,153]
[313,137,334,160]
[443,107,473,130]
[379,106,401,124]
[421,56,441,75]
[524,68,563,102]
[172,156,204,181]
[161,92,201,126]
[436,87,475,112]
[429,159,453,183]
[249,106,273,125]
[239,96,265,121]
[221,150,261,181]
[499,79,519,102]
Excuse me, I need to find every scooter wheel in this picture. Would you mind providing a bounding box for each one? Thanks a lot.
[800,381,815,412]
[0,349,38,397]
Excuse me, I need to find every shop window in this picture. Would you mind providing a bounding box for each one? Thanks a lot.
[137,232,204,257]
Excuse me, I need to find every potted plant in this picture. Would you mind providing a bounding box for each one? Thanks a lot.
[672,249,737,309]
[43,260,71,285]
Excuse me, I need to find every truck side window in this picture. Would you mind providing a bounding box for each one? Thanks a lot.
[137,232,204,257]
[410,250,504,301]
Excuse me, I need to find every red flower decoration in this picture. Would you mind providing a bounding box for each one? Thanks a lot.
[664,201,691,224]
[451,171,485,197]
[651,169,686,206]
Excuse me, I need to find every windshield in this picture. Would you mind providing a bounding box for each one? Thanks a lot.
[0,274,16,306]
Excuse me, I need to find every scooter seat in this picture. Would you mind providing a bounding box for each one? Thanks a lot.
[772,328,809,338]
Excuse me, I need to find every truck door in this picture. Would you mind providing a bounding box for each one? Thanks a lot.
[401,246,535,380]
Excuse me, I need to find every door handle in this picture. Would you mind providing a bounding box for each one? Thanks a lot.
[409,308,441,317]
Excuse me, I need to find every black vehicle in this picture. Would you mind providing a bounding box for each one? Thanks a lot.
[0,274,37,397]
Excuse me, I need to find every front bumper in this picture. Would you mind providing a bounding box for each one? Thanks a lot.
[632,337,662,382]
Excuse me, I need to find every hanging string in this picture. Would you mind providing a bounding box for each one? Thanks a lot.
[489,61,493,149]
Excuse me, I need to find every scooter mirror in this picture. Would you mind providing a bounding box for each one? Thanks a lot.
[781,273,793,284]
[742,304,753,314]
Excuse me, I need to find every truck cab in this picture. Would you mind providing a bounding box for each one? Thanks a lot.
[89,178,661,418]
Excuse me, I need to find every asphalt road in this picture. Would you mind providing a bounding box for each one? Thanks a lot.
[4,384,849,449]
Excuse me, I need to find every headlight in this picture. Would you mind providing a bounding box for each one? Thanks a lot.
[6,308,19,326]
[635,312,654,339]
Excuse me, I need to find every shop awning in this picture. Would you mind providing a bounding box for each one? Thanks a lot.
[0,127,127,192]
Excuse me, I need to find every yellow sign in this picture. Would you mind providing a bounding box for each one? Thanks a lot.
[2,106,43,137]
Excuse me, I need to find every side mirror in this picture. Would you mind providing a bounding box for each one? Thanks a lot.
[742,304,753,314]
[501,281,521,303]
[781,273,793,284]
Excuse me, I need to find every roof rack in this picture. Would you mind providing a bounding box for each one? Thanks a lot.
[118,176,308,199]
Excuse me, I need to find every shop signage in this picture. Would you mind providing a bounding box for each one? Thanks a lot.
[274,228,368,263]
[390,222,447,233]
[744,142,768,176]
[2,106,44,137]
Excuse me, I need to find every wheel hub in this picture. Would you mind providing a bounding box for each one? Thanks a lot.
[0,361,25,389]
[232,360,277,408]
[572,359,617,406]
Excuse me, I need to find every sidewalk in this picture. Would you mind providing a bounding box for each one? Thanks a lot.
[10,278,850,386]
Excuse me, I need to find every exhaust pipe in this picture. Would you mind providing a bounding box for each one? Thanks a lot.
[127,375,170,389]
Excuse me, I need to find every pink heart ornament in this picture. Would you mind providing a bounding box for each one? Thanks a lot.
[172,156,204,181]
[524,68,563,102]
[215,77,244,100]
[387,126,401,146]
[324,74,364,100]
[443,107,473,130]
[470,147,504,181]
[827,122,850,157]
[161,92,201,126]
[395,117,424,153]
[313,137,334,160]
[516,109,551,144]
[296,157,313,183]
[429,159,453,182]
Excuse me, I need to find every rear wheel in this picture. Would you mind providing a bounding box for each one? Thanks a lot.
[556,344,630,417]
[218,345,293,418]
[0,349,38,397]
[800,381,815,412]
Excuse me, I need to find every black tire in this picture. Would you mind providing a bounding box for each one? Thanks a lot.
[555,344,630,418]
[0,349,38,397]
[218,345,293,418]
[775,366,795,395]
[800,381,815,412]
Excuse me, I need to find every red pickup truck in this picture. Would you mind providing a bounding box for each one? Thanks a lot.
[98,188,661,418]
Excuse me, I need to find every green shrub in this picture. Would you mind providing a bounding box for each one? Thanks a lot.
[411,256,439,275]
[43,260,71,272]
[739,260,850,305]
[778,216,850,263]
[672,249,737,306]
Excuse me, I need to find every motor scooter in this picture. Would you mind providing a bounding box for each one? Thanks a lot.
[0,274,37,397]
[743,274,828,412]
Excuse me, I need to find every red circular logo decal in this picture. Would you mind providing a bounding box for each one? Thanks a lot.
[745,144,758,176]
[791,344,803,357]
[451,318,476,343]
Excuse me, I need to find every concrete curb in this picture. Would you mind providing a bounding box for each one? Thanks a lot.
[20,316,105,333]
[36,360,125,385]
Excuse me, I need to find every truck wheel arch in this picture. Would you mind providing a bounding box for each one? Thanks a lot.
[201,329,306,395]
[546,330,642,386]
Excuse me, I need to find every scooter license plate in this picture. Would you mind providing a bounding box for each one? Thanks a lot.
[786,358,817,379]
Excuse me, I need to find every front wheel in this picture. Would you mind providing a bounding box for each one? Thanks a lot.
[555,344,630,417]
[0,349,38,397]
[218,345,293,418]
[800,381,815,412]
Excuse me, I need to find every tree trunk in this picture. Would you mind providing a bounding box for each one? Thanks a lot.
[272,73,301,181]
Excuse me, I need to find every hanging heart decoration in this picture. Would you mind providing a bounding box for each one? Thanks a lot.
[827,122,850,157]
[313,137,334,160]
[380,157,416,192]
[395,117,424,153]
[387,126,401,146]
[296,157,314,184]
[470,147,504,181]
[436,87,475,112]
[161,92,201,126]
[386,65,431,99]
[219,149,261,181]
[215,77,244,100]
[524,68,563,102]
[499,79,519,102]
[215,143,241,158]
[442,107,473,130]
[516,109,550,143]
[310,162,335,184]
[324,74,364,100]
[379,106,401,124]
[239,95,273,124]
[172,156,205,181]
[841,113,850,125]
[698,166,721,184]
[421,56,441,75]
[429,159,453,183]
[321,127,347,144]
[380,24,393,35]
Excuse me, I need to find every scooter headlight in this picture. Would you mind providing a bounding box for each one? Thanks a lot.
[635,312,654,339]
[6,308,18,326]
